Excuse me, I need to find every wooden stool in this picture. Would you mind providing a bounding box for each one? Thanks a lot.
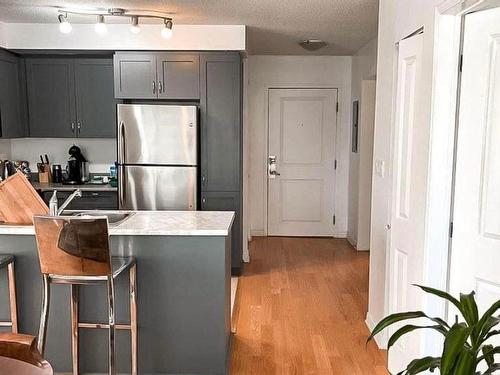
[0,332,53,375]
[0,254,18,333]
[33,215,137,375]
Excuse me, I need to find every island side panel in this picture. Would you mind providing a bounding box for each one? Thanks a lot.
[0,234,231,375]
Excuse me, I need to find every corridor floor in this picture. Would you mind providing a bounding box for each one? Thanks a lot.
[230,237,388,374]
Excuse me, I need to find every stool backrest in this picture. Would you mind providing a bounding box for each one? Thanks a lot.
[33,216,112,277]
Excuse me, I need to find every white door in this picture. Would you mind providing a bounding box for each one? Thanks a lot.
[267,89,337,236]
[387,33,427,373]
[449,8,500,326]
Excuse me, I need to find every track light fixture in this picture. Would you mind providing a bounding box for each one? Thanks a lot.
[57,8,174,38]
[95,15,107,35]
[58,13,72,34]
[130,15,141,34]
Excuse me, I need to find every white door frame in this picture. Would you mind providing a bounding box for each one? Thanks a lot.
[262,85,348,238]
[381,0,500,354]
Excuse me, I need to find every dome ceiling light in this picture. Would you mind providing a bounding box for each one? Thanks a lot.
[56,8,173,38]
[298,39,328,51]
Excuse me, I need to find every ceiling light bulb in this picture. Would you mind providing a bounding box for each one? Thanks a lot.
[95,15,107,35]
[130,16,141,34]
[58,14,72,34]
[161,20,173,39]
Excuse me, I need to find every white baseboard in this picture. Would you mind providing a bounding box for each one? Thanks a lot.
[347,235,357,248]
[334,231,348,238]
[250,229,266,237]
[366,312,388,349]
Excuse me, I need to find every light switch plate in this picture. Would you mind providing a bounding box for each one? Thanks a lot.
[375,160,385,178]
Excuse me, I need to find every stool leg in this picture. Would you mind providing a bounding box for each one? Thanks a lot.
[38,274,51,356]
[129,264,138,375]
[107,277,116,375]
[70,284,79,375]
[7,261,18,334]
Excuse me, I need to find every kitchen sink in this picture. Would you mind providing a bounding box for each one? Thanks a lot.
[61,211,135,226]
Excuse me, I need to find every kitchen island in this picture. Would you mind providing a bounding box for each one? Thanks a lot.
[0,211,234,375]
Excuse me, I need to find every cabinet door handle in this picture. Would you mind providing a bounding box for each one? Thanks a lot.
[158,80,163,93]
[152,80,156,94]
[71,122,75,133]
[77,121,81,134]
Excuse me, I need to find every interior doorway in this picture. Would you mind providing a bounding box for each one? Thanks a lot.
[267,88,338,236]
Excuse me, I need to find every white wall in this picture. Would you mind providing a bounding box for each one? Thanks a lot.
[9,138,116,174]
[1,23,245,51]
[0,139,11,160]
[247,55,352,237]
[348,38,378,250]
[367,0,475,350]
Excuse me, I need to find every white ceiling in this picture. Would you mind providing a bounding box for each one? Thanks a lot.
[0,0,379,55]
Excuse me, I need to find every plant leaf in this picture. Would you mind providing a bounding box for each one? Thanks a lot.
[453,348,477,375]
[482,345,495,367]
[484,330,500,342]
[478,316,500,344]
[441,323,471,375]
[460,292,479,326]
[415,285,467,319]
[388,324,448,350]
[396,356,441,375]
[368,311,450,343]
[477,300,500,343]
[483,364,500,374]
[368,311,429,343]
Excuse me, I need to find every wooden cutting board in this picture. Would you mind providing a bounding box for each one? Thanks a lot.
[0,173,49,225]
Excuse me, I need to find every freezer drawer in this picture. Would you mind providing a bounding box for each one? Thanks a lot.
[119,165,197,210]
[117,104,198,165]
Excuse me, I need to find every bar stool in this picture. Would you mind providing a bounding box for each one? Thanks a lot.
[33,215,137,375]
[0,254,18,333]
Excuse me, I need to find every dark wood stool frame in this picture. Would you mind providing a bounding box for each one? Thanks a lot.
[33,215,137,375]
[0,255,18,334]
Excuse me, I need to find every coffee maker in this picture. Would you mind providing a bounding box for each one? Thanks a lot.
[64,145,89,184]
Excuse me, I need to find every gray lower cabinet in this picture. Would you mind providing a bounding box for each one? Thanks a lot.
[0,50,28,138]
[201,191,242,272]
[74,59,118,138]
[26,58,76,138]
[25,56,117,138]
[40,190,118,210]
[200,52,243,273]
[113,52,200,99]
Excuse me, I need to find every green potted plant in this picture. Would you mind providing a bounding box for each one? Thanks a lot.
[368,285,500,374]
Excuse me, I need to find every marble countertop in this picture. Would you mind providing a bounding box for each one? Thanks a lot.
[0,211,235,236]
[32,182,117,192]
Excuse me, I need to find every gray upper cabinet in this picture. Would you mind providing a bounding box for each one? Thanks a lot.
[74,59,118,138]
[157,53,199,99]
[0,50,27,138]
[26,56,117,138]
[113,52,200,99]
[113,53,157,99]
[26,58,76,138]
[200,53,242,192]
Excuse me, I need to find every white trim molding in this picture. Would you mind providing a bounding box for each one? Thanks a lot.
[365,312,388,349]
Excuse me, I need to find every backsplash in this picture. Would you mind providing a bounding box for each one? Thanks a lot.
[9,138,116,174]
[0,139,12,160]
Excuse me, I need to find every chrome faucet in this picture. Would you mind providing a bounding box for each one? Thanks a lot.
[49,189,82,216]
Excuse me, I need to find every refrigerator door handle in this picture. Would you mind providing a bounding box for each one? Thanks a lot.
[118,121,126,164]
[119,165,126,209]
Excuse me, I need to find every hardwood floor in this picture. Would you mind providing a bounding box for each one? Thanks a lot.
[230,237,388,375]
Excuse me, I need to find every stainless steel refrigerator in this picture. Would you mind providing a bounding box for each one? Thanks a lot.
[117,104,198,210]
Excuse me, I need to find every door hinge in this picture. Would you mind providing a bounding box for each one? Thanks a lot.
[336,101,339,113]
[333,215,336,225]
[334,160,338,170]
[459,54,463,72]
[449,221,454,238]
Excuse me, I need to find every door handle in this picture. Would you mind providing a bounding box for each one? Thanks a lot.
[152,80,156,94]
[119,121,126,164]
[71,122,75,133]
[268,155,281,177]
[158,80,163,93]
[77,121,81,134]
